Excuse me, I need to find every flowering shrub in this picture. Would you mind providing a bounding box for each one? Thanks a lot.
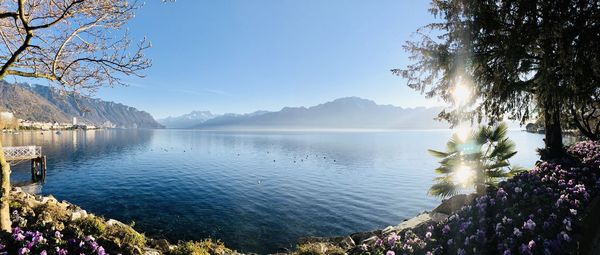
[0,199,114,255]
[0,225,108,255]
[359,141,600,255]
[567,140,600,165]
[0,194,236,255]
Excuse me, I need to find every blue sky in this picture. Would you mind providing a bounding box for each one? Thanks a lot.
[92,0,442,118]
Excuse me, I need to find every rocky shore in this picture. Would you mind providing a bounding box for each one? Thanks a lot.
[4,187,239,255]
[7,184,478,255]
[296,194,476,254]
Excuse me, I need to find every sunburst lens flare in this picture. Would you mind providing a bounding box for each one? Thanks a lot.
[452,83,472,105]
[454,125,472,142]
[453,164,474,186]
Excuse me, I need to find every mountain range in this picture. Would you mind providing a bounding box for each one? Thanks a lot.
[0,81,163,128]
[158,97,450,130]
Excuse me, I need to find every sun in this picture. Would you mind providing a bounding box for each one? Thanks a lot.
[452,82,472,105]
[454,124,472,142]
[453,164,474,186]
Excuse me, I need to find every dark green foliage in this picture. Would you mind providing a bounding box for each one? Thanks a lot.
[294,243,346,255]
[99,222,147,255]
[73,216,106,237]
[394,0,600,157]
[428,123,524,197]
[168,240,234,255]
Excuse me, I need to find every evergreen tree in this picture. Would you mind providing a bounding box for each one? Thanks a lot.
[394,0,600,158]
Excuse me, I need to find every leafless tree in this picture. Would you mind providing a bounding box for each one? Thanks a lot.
[0,0,151,232]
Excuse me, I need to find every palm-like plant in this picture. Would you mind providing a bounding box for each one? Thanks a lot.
[428,123,524,198]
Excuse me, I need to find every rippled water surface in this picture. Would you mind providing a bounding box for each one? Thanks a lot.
[3,129,544,253]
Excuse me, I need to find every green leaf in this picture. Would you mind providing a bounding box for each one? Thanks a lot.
[499,151,518,161]
[485,161,510,170]
[428,149,449,158]
[434,166,452,174]
[490,123,508,141]
[428,181,459,198]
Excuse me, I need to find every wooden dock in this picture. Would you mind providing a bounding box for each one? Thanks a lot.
[4,146,47,182]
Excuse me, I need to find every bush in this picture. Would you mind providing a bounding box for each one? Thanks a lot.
[100,222,147,255]
[169,240,234,255]
[74,216,106,237]
[357,141,600,255]
[295,242,346,255]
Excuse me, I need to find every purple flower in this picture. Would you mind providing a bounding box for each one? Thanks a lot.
[523,219,536,231]
[97,246,105,255]
[563,218,572,231]
[374,238,383,246]
[386,251,395,255]
[442,225,450,235]
[519,243,531,254]
[387,233,399,247]
[18,248,29,255]
[513,228,522,237]
[56,248,68,255]
[560,231,571,242]
[528,240,536,249]
[425,231,432,239]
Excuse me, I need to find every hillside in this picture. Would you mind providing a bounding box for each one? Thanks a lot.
[0,81,163,128]
[157,111,215,129]
[161,97,450,130]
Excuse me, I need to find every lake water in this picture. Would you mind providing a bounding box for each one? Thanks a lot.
[2,129,544,253]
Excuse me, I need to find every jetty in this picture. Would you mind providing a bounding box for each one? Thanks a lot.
[4,146,47,182]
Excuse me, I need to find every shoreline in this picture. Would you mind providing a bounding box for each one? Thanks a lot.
[10,182,473,255]
[6,187,239,255]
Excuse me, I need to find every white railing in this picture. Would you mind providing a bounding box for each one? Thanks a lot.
[3,146,42,161]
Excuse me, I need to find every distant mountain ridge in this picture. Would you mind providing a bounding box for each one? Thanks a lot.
[159,97,449,130]
[0,81,163,128]
[157,111,216,129]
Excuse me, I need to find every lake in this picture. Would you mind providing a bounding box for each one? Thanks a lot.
[2,129,544,253]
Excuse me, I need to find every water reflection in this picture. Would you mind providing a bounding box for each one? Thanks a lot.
[3,129,154,185]
[0,129,544,253]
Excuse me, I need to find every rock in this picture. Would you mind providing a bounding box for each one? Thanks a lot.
[338,236,356,250]
[41,195,58,204]
[429,212,449,222]
[56,202,70,211]
[274,247,290,253]
[106,219,125,226]
[359,235,380,246]
[432,193,477,215]
[143,248,161,255]
[298,235,355,250]
[382,212,433,236]
[350,231,376,245]
[71,210,88,221]
[152,239,171,252]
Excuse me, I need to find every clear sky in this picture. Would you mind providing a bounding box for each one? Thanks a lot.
[91,0,443,118]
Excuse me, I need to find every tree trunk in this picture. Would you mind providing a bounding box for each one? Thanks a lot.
[542,101,564,159]
[0,139,11,232]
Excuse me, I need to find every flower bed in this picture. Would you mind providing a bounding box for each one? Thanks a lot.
[355,141,600,255]
[2,226,106,255]
[0,190,237,255]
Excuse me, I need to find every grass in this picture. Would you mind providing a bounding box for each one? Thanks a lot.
[294,242,346,255]
[169,239,234,255]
